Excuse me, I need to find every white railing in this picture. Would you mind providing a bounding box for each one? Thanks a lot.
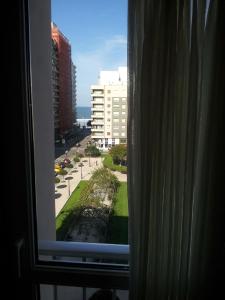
[39,240,129,261]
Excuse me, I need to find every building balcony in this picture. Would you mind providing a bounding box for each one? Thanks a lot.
[91,107,104,112]
[91,120,105,125]
[91,114,104,119]
[91,90,104,96]
[91,128,104,132]
[91,98,104,104]
[91,134,105,139]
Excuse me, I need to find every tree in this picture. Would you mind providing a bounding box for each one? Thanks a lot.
[85,145,101,157]
[78,167,119,209]
[59,169,68,180]
[109,144,127,165]
[87,120,91,127]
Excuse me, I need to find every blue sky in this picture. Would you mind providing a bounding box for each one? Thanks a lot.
[52,0,127,107]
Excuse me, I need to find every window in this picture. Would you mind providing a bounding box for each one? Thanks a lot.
[107,104,111,108]
[122,104,126,109]
[9,0,129,298]
[122,118,126,123]
[10,1,224,300]
[107,132,110,136]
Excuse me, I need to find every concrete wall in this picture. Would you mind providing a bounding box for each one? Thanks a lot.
[29,0,55,241]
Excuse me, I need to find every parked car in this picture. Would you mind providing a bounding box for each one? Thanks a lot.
[63,158,71,165]
[54,164,62,174]
[59,161,66,169]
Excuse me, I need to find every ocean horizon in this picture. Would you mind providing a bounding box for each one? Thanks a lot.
[76,106,91,119]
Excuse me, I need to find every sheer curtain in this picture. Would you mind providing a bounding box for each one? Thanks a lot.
[128,0,225,298]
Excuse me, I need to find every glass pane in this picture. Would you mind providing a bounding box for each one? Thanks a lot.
[41,285,128,300]
[51,0,128,246]
[31,0,128,263]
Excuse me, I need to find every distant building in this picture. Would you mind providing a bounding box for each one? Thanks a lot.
[91,67,127,150]
[51,39,60,137]
[51,23,73,139]
[71,62,77,124]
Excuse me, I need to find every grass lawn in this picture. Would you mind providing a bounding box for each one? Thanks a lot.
[56,180,88,240]
[103,155,127,173]
[108,182,128,244]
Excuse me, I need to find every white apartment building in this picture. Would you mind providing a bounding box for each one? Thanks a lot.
[91,67,127,150]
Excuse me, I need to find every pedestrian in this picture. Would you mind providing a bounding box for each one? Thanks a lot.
[96,160,98,166]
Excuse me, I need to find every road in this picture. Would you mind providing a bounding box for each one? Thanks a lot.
[54,128,91,159]
[55,134,92,162]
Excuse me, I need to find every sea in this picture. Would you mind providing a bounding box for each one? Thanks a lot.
[76,106,91,127]
[76,106,91,119]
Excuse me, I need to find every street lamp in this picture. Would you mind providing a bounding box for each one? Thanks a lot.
[78,163,84,179]
[65,176,73,197]
[87,141,91,167]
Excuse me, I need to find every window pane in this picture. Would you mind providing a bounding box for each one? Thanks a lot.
[34,0,128,265]
[41,285,128,300]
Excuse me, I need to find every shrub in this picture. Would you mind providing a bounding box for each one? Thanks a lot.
[59,169,68,176]
[55,177,60,184]
[109,144,127,165]
[73,157,80,162]
[66,163,73,168]
[85,145,101,157]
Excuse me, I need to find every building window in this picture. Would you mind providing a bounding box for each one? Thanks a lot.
[107,104,111,108]
[122,104,126,109]
[107,90,111,94]
[122,118,126,123]
[107,132,110,136]
[107,118,111,122]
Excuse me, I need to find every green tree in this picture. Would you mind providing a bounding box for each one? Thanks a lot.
[85,145,101,157]
[78,167,119,209]
[109,144,127,165]
[59,169,68,180]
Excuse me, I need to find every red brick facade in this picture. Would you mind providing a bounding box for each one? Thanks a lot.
[52,24,73,136]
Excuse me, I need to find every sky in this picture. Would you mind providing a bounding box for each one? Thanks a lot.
[52,0,127,107]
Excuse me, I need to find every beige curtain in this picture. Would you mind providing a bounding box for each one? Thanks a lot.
[128,0,225,298]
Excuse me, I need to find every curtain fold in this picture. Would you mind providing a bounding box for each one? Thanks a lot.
[128,0,225,298]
